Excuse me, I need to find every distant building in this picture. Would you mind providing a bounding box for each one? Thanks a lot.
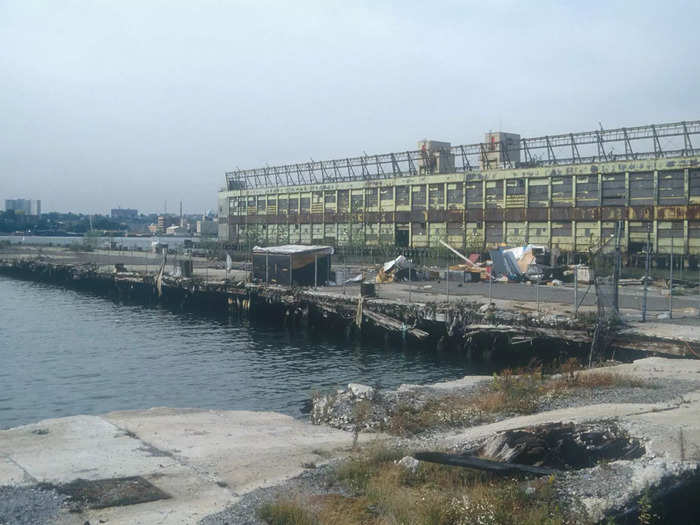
[111,208,138,219]
[196,219,218,236]
[165,225,187,236]
[156,215,178,234]
[5,199,41,216]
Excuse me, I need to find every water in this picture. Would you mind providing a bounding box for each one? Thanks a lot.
[0,276,493,429]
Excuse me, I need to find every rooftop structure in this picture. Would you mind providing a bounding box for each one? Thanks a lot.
[225,120,700,189]
[218,120,700,257]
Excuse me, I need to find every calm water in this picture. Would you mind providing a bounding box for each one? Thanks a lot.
[0,276,494,429]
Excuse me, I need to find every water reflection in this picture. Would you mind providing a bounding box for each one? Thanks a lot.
[0,276,492,429]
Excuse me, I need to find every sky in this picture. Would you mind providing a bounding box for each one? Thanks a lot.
[1,0,699,214]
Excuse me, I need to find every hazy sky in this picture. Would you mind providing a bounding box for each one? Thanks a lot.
[1,1,698,214]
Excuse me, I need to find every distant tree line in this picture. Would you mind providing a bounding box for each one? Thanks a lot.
[0,210,157,235]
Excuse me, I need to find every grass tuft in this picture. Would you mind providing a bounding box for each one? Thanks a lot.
[257,499,318,525]
[262,444,588,525]
[385,360,653,436]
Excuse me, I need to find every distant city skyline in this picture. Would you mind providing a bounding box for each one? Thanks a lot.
[2,1,699,213]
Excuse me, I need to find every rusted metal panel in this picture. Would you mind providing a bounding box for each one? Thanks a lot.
[658,171,685,205]
[551,207,573,220]
[379,212,394,223]
[485,208,504,221]
[526,208,549,221]
[466,208,484,221]
[229,216,241,224]
[428,210,447,222]
[395,211,411,222]
[364,212,381,223]
[298,212,311,223]
[655,206,687,220]
[688,205,700,220]
[323,212,337,222]
[410,210,428,222]
[447,210,464,222]
[628,206,653,220]
[601,207,624,220]
[505,208,526,221]
[310,213,323,224]
[572,207,600,220]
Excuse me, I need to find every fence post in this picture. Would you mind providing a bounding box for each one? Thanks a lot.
[669,237,674,320]
[446,261,449,303]
[409,258,413,303]
[536,281,540,312]
[642,225,650,322]
[488,264,493,304]
[574,268,578,317]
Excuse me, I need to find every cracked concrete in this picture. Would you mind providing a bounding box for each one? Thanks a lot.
[0,408,370,524]
[1,358,699,524]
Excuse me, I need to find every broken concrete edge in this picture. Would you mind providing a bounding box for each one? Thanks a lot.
[5,256,698,359]
[0,406,379,524]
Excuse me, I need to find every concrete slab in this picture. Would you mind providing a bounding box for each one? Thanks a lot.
[104,407,362,494]
[0,455,33,486]
[0,409,365,525]
[0,415,178,484]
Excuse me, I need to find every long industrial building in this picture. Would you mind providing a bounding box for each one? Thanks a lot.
[218,120,700,258]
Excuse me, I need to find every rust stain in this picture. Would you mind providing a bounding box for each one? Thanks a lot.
[466,209,484,221]
[551,208,573,220]
[526,208,549,221]
[505,208,526,221]
[485,208,504,221]
[601,207,624,220]
[655,206,687,220]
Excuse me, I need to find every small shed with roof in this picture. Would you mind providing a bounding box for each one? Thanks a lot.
[252,244,333,286]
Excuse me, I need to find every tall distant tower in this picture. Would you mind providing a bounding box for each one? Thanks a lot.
[179,201,183,227]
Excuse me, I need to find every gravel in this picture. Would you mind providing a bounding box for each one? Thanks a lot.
[0,485,67,525]
[199,463,341,525]
[537,377,700,413]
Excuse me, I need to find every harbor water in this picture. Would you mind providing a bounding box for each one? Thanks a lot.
[0,275,495,429]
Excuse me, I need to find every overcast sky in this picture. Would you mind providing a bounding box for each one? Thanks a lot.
[1,1,698,214]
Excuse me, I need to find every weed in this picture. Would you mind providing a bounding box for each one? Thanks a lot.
[257,499,318,525]
[637,489,658,525]
[299,445,587,524]
[384,364,652,436]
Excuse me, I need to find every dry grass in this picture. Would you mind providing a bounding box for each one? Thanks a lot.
[258,444,588,525]
[257,499,318,525]
[385,360,653,436]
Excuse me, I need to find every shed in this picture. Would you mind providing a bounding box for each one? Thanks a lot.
[252,245,333,286]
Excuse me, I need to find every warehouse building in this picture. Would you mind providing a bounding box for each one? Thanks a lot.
[217,120,700,258]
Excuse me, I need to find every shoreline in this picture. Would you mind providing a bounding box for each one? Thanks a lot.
[1,250,698,361]
[1,357,700,524]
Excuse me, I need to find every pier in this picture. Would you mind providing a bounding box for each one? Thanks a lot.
[1,245,698,360]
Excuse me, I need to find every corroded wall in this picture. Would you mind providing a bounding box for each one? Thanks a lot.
[218,156,700,255]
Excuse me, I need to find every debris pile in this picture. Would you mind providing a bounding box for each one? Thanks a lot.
[372,241,594,287]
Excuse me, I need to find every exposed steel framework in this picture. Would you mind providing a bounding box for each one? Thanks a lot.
[225,120,700,190]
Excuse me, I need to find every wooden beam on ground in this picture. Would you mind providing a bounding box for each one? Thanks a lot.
[363,309,429,340]
[413,451,557,476]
